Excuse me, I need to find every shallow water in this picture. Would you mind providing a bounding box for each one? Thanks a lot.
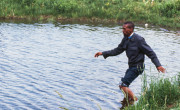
[0,22,179,110]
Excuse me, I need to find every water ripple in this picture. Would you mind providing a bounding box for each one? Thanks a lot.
[0,22,179,110]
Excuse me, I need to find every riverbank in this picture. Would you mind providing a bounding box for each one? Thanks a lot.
[0,0,179,30]
[123,73,180,110]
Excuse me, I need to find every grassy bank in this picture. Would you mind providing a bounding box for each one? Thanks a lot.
[0,0,179,29]
[124,73,180,110]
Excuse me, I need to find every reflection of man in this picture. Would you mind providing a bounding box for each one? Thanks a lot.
[94,21,165,103]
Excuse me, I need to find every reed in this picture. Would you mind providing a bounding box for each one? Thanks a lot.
[0,0,179,28]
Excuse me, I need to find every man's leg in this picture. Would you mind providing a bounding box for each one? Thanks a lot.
[119,67,141,103]
[119,85,138,101]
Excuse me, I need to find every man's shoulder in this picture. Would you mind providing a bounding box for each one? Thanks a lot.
[134,33,144,41]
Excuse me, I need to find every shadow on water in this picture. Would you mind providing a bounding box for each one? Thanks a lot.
[1,18,179,32]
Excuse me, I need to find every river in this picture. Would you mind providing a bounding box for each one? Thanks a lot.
[0,21,179,110]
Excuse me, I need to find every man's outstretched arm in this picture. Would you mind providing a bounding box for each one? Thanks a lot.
[95,37,126,59]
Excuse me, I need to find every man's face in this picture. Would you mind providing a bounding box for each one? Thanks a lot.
[122,24,133,37]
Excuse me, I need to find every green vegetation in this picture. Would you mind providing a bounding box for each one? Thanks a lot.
[124,73,180,110]
[0,0,179,28]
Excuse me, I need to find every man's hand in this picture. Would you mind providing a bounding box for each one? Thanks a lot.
[157,66,166,73]
[94,52,102,57]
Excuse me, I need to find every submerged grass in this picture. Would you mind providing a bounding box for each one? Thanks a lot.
[124,72,180,110]
[0,0,179,28]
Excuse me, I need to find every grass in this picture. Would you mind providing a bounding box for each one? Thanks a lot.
[124,72,180,110]
[0,0,179,29]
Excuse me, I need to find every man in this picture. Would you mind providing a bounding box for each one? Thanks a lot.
[94,21,165,103]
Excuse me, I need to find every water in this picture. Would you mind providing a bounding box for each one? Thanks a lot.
[0,22,179,110]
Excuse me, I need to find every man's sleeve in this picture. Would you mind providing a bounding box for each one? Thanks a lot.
[138,38,161,67]
[102,40,125,59]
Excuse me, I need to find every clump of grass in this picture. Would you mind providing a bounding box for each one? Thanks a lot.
[125,72,180,110]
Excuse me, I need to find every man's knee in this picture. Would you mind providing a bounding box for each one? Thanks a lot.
[119,85,123,89]
[119,82,129,88]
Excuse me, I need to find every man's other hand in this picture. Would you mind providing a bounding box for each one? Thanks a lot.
[157,66,166,73]
[94,52,102,57]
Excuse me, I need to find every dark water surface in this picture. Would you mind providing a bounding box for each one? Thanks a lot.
[0,22,179,110]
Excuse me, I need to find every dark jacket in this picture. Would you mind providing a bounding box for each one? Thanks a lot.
[102,33,161,68]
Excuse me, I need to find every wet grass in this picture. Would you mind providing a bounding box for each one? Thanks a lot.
[124,72,180,110]
[0,0,179,29]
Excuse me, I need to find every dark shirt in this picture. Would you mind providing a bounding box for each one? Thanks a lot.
[102,33,161,68]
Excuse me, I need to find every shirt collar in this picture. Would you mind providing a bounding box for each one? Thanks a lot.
[128,32,134,39]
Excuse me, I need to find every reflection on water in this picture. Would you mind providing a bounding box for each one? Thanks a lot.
[0,22,179,110]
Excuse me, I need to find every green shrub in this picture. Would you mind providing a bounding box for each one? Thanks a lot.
[0,0,179,28]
